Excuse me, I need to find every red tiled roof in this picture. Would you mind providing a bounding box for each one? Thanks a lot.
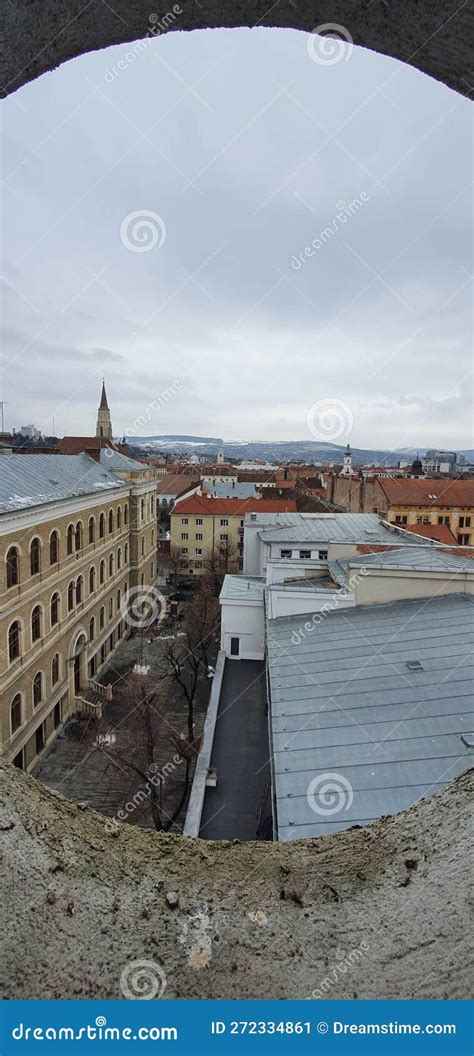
[398,523,459,545]
[57,436,122,455]
[172,496,297,516]
[155,475,199,495]
[379,477,474,508]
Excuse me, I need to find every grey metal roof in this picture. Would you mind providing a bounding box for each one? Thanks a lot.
[0,454,124,513]
[205,481,258,499]
[329,545,474,588]
[266,593,474,840]
[257,513,437,546]
[99,449,148,473]
[220,575,265,601]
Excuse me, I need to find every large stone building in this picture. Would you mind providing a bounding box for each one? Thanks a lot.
[328,474,474,545]
[1,451,157,773]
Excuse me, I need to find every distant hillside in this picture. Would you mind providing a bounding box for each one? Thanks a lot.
[131,436,428,465]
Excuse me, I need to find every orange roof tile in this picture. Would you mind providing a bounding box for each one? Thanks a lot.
[399,523,459,545]
[172,495,297,516]
[379,477,474,508]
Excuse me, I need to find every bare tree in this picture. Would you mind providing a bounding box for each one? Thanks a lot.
[160,589,220,742]
[162,542,184,587]
[200,539,240,596]
[97,670,191,833]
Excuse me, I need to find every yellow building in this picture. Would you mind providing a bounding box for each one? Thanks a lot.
[170,495,297,575]
[0,452,157,772]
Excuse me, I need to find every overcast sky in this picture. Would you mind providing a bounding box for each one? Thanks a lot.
[1,27,472,450]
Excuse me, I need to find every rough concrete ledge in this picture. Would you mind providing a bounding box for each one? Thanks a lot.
[1,1,473,98]
[183,649,226,837]
[0,762,472,999]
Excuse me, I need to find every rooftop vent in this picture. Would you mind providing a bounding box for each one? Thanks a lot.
[250,513,257,521]
[460,733,474,748]
[406,660,424,671]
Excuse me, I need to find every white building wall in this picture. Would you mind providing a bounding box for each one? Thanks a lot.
[266,589,355,620]
[220,601,265,660]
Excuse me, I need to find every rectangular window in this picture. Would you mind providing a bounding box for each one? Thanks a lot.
[230,637,240,657]
[220,533,228,541]
[220,519,228,527]
[181,517,188,525]
[458,534,470,545]
[318,550,328,560]
[417,516,430,525]
[299,550,311,559]
[195,561,203,569]
[195,548,203,555]
[195,518,203,526]
[196,533,203,541]
[438,515,450,525]
[280,549,292,558]
[181,547,188,555]
[394,515,408,525]
[181,532,188,540]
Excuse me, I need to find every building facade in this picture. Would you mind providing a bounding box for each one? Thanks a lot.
[170,496,297,575]
[1,453,157,773]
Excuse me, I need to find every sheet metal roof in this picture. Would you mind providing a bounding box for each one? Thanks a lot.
[329,545,474,587]
[99,449,148,473]
[257,513,437,546]
[266,593,474,840]
[220,575,265,601]
[204,481,259,499]
[0,454,124,514]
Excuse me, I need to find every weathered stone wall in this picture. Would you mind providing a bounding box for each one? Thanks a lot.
[1,1,473,98]
[1,762,472,999]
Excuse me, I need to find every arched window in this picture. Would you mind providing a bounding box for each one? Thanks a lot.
[108,509,114,534]
[151,529,154,546]
[109,597,113,619]
[117,506,122,529]
[50,592,60,626]
[89,616,95,642]
[141,537,145,556]
[6,546,19,588]
[66,524,74,555]
[31,605,42,643]
[11,693,22,734]
[89,566,95,593]
[124,505,128,525]
[162,497,168,508]
[141,498,145,521]
[51,653,60,685]
[76,576,83,603]
[99,560,105,585]
[30,537,41,575]
[8,621,21,662]
[108,553,114,577]
[117,589,121,611]
[88,516,95,544]
[99,513,105,539]
[33,672,43,707]
[75,521,83,551]
[67,581,74,611]
[117,547,122,570]
[151,496,154,515]
[49,531,59,565]
[99,606,105,629]
[124,543,129,563]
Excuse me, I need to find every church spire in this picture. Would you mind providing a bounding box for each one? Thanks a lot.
[99,380,109,410]
[96,380,113,439]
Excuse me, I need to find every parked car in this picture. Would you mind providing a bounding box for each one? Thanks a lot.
[169,591,186,602]
[176,579,195,591]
